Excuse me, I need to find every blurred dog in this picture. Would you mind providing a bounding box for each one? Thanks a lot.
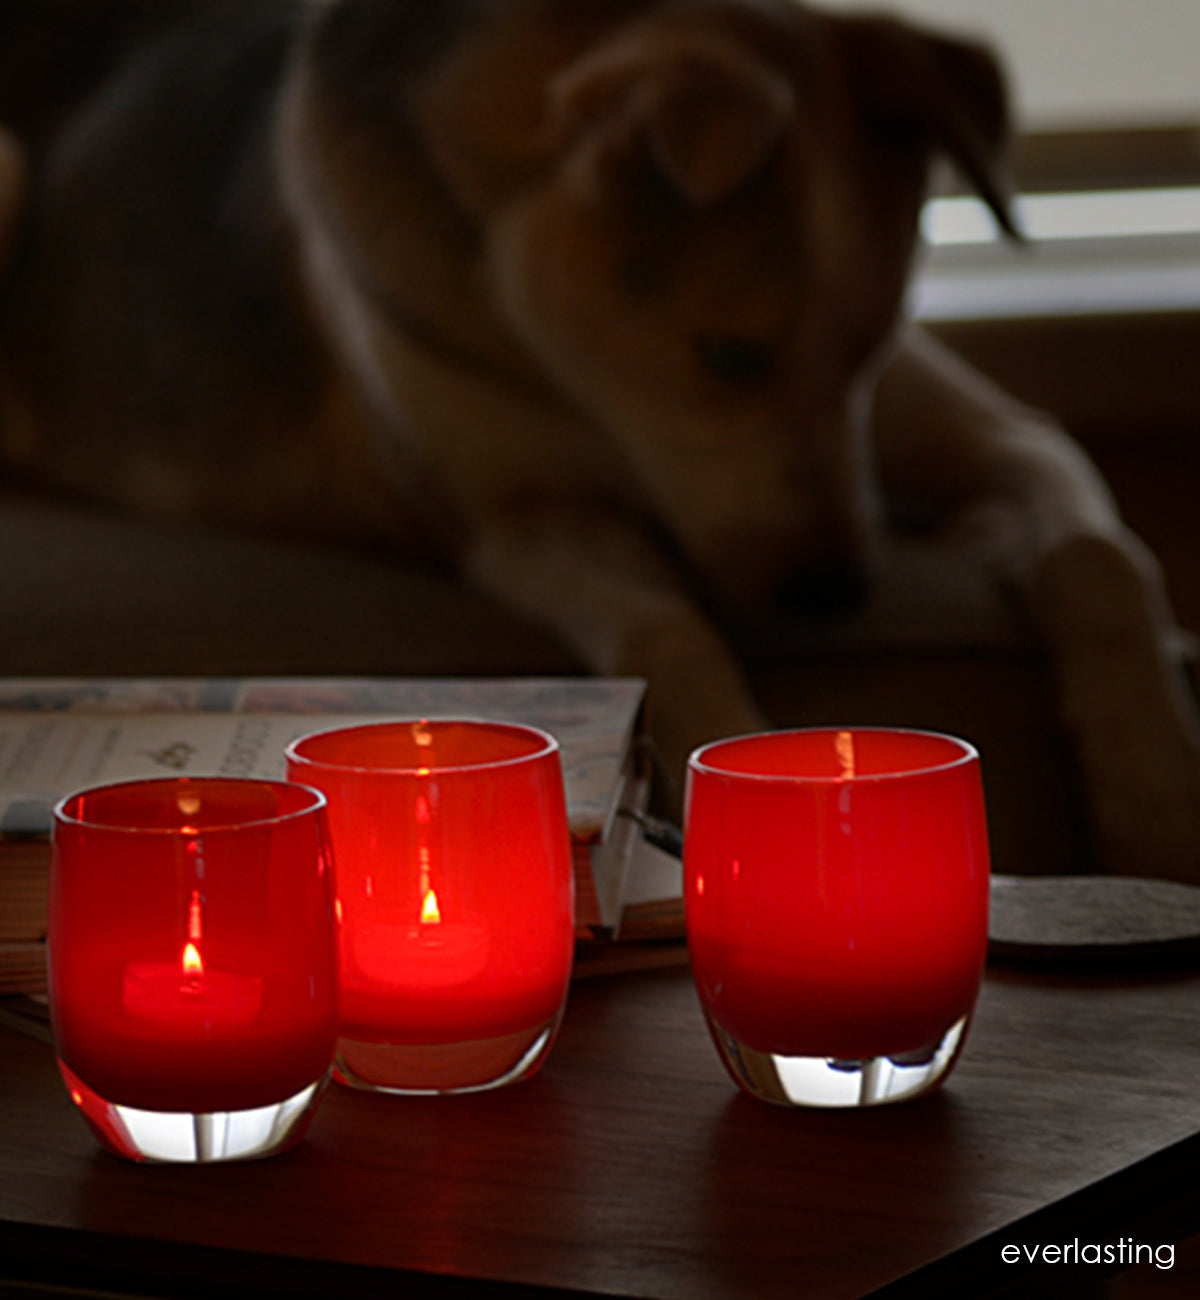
[2,0,1198,879]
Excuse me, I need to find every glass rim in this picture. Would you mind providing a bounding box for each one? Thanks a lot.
[53,776,328,835]
[283,717,561,776]
[688,725,979,784]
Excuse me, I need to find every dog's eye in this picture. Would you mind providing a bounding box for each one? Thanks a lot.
[695,335,773,387]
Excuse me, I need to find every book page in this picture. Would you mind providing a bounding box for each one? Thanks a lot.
[0,677,652,936]
[0,677,648,841]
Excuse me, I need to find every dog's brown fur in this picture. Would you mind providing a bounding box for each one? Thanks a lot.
[2,0,1199,879]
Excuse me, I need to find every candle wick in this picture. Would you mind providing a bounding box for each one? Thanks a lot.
[187,888,204,942]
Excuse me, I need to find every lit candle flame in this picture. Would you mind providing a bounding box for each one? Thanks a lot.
[421,888,441,926]
[835,730,856,780]
[181,941,204,978]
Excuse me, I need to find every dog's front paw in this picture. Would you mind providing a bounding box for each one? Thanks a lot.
[621,604,768,814]
[1079,710,1200,883]
[1035,534,1200,883]
[646,687,769,819]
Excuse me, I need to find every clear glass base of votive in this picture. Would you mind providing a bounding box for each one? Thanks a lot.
[334,1012,562,1095]
[704,1014,971,1107]
[59,1062,329,1162]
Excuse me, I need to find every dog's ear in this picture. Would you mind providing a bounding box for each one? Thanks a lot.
[841,17,1021,238]
[550,35,795,206]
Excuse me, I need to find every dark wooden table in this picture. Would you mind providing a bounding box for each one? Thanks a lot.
[2,957,1200,1299]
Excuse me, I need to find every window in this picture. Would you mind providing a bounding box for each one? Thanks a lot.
[818,0,1200,442]
[819,0,1200,131]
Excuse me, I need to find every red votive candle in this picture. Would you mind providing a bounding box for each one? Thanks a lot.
[49,778,338,1161]
[286,719,575,1094]
[685,727,990,1107]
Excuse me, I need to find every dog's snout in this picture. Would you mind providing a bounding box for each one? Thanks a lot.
[777,558,872,619]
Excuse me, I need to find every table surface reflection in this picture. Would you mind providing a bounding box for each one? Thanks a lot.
[2,957,1200,1299]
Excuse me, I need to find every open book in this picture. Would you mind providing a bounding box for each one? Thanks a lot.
[0,677,681,993]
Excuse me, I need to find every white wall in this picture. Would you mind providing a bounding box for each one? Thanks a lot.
[817,0,1200,131]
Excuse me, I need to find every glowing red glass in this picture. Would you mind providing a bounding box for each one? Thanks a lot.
[286,719,575,1094]
[685,728,990,1107]
[49,778,338,1161]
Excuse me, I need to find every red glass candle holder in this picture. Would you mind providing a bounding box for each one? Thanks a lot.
[285,719,575,1094]
[49,778,338,1162]
[685,728,990,1107]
